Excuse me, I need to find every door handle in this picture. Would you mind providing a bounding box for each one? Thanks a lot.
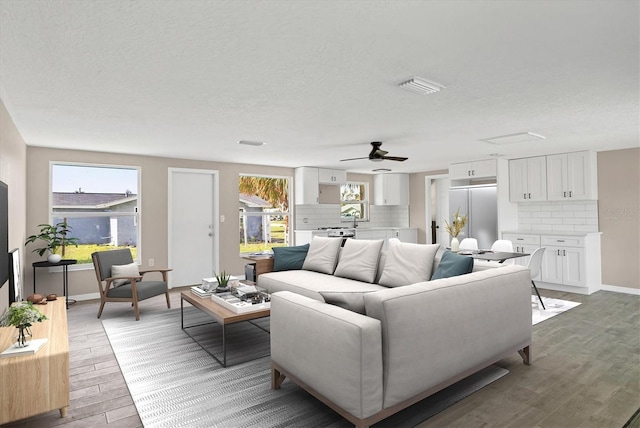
[569,191,572,197]
[563,250,566,256]
[564,191,567,197]
[528,193,531,199]
[557,249,561,256]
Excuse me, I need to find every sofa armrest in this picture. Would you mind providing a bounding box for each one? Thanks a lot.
[270,291,384,419]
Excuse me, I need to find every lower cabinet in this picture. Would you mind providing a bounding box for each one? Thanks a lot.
[541,241,586,288]
[355,228,418,250]
[503,232,600,294]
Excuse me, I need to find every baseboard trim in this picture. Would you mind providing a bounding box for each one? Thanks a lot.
[600,284,640,296]
[69,292,100,302]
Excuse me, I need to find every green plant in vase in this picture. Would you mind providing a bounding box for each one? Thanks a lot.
[214,270,231,292]
[25,221,79,263]
[0,301,48,348]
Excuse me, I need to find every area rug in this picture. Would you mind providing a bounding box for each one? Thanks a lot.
[532,295,581,325]
[103,306,508,428]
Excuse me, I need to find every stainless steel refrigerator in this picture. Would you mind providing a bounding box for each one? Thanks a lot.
[448,185,497,250]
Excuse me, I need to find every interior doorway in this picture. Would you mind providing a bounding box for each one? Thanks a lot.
[424,175,450,248]
[168,168,219,287]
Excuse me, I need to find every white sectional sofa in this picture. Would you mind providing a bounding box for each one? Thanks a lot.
[259,236,532,428]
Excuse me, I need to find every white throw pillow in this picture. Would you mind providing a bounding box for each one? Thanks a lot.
[301,236,343,275]
[334,239,384,283]
[378,239,440,287]
[110,262,140,287]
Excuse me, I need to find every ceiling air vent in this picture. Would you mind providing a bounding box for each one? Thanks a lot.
[398,77,445,95]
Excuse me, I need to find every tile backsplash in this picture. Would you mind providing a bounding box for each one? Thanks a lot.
[517,200,599,233]
[295,204,409,230]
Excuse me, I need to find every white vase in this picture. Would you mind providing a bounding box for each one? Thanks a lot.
[47,253,62,263]
[450,237,460,252]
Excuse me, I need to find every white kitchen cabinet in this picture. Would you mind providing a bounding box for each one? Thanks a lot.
[503,233,541,279]
[509,156,547,202]
[546,151,597,201]
[294,167,319,204]
[449,159,496,180]
[502,231,600,294]
[541,236,586,287]
[294,230,328,245]
[374,173,409,205]
[318,168,346,184]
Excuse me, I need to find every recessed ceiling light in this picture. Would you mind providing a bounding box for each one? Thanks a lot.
[481,132,545,145]
[372,168,392,172]
[488,153,506,157]
[398,76,445,95]
[237,140,265,146]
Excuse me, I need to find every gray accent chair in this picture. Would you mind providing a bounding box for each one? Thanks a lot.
[91,249,171,320]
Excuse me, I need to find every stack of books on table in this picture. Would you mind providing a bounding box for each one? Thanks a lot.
[190,286,214,298]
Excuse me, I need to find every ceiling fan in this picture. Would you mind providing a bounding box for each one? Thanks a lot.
[340,142,408,163]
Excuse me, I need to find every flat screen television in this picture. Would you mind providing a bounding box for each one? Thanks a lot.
[0,181,8,289]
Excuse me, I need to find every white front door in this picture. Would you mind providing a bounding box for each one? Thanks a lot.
[168,168,219,287]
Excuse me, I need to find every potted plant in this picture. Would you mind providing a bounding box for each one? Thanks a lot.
[25,221,79,263]
[214,270,231,292]
[0,301,48,348]
[444,208,468,252]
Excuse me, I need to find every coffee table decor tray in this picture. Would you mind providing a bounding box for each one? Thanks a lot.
[210,284,271,314]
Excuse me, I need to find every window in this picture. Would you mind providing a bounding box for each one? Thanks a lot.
[51,163,140,265]
[239,174,291,254]
[341,182,369,222]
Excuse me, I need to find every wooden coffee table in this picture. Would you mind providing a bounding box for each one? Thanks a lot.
[180,291,270,367]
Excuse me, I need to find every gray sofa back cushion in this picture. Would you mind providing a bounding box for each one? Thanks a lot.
[334,239,384,283]
[378,239,439,287]
[302,236,342,274]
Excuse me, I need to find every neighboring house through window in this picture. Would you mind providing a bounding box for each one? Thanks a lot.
[341,182,368,222]
[239,174,291,254]
[51,163,140,265]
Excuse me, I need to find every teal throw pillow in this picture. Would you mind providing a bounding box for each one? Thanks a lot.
[431,250,474,280]
[272,244,310,271]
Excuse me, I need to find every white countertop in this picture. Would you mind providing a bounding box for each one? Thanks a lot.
[502,230,602,236]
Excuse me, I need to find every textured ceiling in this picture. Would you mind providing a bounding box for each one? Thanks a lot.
[0,0,638,173]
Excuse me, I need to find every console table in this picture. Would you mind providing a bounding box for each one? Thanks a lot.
[242,255,274,278]
[0,299,70,424]
[33,259,77,308]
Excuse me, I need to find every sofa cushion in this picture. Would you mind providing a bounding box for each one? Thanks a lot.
[334,239,384,283]
[258,270,387,302]
[272,244,310,271]
[431,250,474,280]
[110,262,139,287]
[318,291,370,314]
[378,239,440,287]
[302,236,343,275]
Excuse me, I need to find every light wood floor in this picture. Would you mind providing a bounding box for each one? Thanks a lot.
[2,287,639,428]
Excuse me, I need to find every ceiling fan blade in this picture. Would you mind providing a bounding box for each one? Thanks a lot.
[373,149,389,157]
[381,156,408,162]
[340,156,369,162]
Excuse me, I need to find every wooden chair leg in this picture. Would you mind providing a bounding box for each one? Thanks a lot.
[97,301,106,318]
[133,300,140,321]
[166,291,171,308]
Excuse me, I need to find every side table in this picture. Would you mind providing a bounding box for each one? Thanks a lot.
[32,259,77,308]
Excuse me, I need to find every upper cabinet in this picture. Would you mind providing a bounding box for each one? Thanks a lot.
[509,156,547,202]
[374,173,409,205]
[295,167,347,204]
[546,151,598,201]
[318,168,347,184]
[295,167,319,204]
[449,159,497,180]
